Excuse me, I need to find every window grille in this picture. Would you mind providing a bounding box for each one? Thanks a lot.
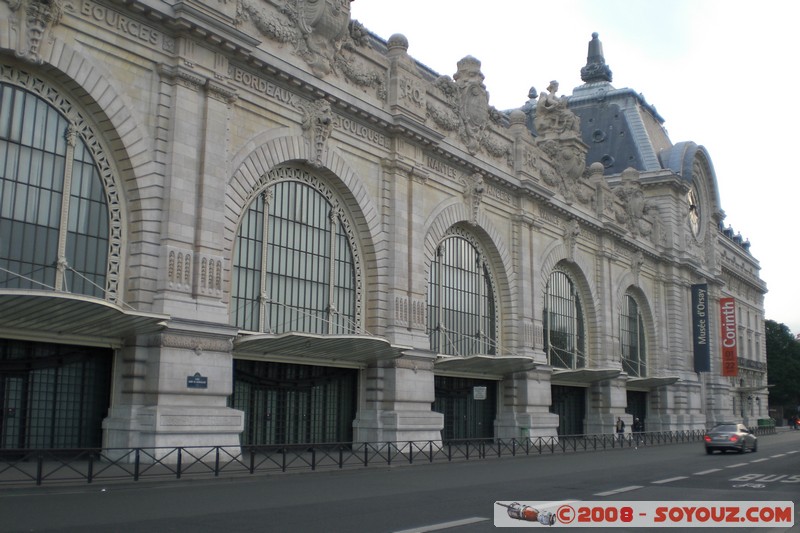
[621,293,647,377]
[544,270,585,369]
[427,233,496,356]
[0,79,116,299]
[230,170,358,334]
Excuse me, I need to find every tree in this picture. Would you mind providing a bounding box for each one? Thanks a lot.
[765,320,800,418]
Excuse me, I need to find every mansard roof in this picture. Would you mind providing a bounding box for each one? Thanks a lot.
[565,33,672,177]
[566,35,723,192]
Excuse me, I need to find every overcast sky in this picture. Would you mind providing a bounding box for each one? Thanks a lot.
[350,0,800,335]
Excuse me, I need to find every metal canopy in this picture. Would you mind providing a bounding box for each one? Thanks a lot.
[234,331,411,364]
[551,368,621,384]
[732,385,771,394]
[0,289,168,342]
[626,376,681,389]
[434,355,536,376]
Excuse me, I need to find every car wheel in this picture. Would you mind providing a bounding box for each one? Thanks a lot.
[706,448,713,455]
[738,443,745,454]
[752,441,758,453]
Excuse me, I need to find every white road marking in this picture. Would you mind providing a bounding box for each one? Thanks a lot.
[693,468,721,475]
[594,485,643,496]
[393,517,489,533]
[750,458,770,463]
[770,454,786,458]
[726,463,748,468]
[652,476,687,484]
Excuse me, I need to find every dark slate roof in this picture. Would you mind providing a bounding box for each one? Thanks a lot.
[524,33,677,177]
[568,82,671,175]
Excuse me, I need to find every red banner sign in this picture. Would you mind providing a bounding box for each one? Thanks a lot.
[719,297,738,376]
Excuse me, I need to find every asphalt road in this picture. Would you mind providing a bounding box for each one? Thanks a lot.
[1,430,798,532]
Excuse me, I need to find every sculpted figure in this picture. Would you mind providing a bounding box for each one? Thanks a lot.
[534,81,579,138]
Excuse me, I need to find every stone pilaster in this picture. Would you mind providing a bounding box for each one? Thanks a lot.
[102,320,243,461]
[353,350,442,444]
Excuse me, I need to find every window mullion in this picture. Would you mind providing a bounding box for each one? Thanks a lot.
[259,189,272,333]
[54,124,76,292]
[326,208,337,335]
[436,246,444,354]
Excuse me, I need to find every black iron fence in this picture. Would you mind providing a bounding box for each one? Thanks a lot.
[0,425,777,487]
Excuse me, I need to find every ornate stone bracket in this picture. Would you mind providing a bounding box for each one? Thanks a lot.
[564,219,581,261]
[631,251,644,286]
[462,172,485,225]
[3,0,62,64]
[299,98,333,168]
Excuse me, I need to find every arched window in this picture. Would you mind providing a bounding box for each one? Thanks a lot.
[427,231,496,356]
[0,82,111,298]
[230,168,358,335]
[544,270,585,369]
[621,293,646,377]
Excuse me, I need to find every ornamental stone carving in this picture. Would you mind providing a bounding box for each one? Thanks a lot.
[235,0,385,98]
[564,219,581,262]
[427,56,509,157]
[462,172,485,225]
[534,81,581,141]
[539,138,590,205]
[299,98,333,167]
[612,167,656,238]
[3,0,63,64]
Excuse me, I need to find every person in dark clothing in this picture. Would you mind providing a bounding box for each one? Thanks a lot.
[633,417,644,446]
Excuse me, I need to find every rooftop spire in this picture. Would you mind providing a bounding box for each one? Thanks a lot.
[581,32,613,84]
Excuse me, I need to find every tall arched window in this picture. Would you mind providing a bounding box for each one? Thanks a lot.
[0,81,112,299]
[544,270,585,369]
[427,231,496,356]
[621,293,646,377]
[230,168,358,335]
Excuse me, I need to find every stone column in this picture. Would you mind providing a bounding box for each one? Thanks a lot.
[102,320,243,461]
[353,351,443,445]
[495,367,559,440]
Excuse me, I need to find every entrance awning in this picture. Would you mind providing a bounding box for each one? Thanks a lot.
[733,385,771,394]
[434,355,536,376]
[551,368,621,384]
[233,331,411,365]
[0,289,169,343]
[626,376,680,389]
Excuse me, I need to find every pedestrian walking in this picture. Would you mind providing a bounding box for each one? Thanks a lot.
[616,416,625,445]
[633,417,644,447]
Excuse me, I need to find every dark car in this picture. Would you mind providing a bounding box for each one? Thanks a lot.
[704,423,757,454]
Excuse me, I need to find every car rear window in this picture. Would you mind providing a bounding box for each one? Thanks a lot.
[712,424,738,432]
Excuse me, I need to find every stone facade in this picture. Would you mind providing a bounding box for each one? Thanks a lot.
[0,0,767,451]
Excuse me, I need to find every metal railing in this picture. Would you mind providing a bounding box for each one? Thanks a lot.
[0,425,776,487]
